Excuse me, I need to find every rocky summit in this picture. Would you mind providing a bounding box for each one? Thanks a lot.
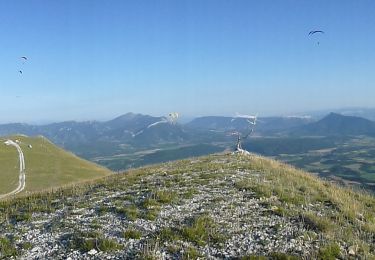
[1,153,375,259]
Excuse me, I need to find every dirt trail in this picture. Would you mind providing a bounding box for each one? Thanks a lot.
[0,140,26,199]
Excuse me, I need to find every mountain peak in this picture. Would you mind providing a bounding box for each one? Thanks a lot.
[111,112,141,121]
[294,113,375,136]
[326,112,342,118]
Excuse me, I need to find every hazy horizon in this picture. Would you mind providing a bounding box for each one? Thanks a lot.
[1,106,375,125]
[1,1,375,123]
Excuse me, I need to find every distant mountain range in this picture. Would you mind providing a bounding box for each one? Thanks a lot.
[1,112,375,165]
[1,112,374,147]
[291,113,375,136]
[0,113,189,148]
[0,113,315,146]
[302,107,375,121]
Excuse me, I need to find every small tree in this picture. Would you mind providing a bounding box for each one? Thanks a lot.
[232,114,257,154]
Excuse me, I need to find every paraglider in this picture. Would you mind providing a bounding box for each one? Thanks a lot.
[19,56,28,74]
[308,30,324,36]
[168,112,179,124]
[308,30,324,45]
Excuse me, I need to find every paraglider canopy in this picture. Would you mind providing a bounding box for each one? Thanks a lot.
[308,30,324,35]
[308,30,324,45]
[168,112,179,124]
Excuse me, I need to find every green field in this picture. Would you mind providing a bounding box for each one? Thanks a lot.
[0,136,112,195]
[271,137,375,188]
[86,135,375,191]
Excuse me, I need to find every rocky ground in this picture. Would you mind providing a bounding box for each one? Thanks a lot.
[0,153,373,259]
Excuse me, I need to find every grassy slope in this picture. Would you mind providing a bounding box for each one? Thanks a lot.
[0,142,19,194]
[1,153,375,258]
[0,136,112,194]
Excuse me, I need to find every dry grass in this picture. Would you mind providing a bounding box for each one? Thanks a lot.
[232,153,375,255]
[1,152,375,257]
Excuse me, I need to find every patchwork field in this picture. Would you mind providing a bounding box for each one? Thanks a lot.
[86,135,375,192]
[275,137,375,189]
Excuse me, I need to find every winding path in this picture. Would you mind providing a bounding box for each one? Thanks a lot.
[0,140,26,199]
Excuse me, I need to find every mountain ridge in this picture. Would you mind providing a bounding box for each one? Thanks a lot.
[0,153,374,258]
[292,112,375,136]
[0,113,187,148]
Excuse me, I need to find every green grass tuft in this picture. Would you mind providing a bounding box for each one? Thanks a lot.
[123,229,142,239]
[181,215,225,246]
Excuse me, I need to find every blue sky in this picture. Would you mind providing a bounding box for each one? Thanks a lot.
[1,0,375,123]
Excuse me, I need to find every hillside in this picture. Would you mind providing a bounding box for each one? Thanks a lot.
[292,113,375,136]
[0,135,112,195]
[1,153,375,259]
